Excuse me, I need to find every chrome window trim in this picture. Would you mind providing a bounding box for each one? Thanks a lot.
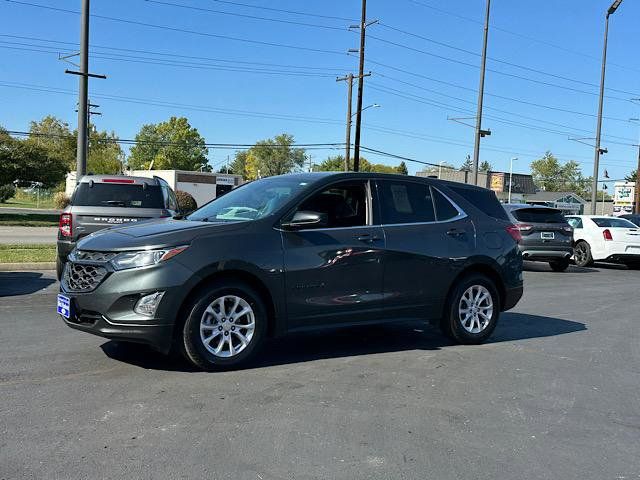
[289,185,468,231]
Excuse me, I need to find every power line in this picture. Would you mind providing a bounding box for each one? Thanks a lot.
[144,0,348,32]
[207,0,357,22]
[402,0,640,75]
[378,23,640,97]
[0,43,340,78]
[0,34,349,72]
[0,81,345,125]
[367,34,633,102]
[3,0,346,56]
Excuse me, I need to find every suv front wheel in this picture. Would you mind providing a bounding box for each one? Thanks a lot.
[181,281,267,370]
[440,274,500,344]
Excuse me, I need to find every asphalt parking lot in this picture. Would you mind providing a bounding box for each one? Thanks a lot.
[1,263,638,480]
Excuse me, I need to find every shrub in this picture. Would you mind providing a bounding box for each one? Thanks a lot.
[0,184,16,203]
[53,191,71,209]
[175,190,197,213]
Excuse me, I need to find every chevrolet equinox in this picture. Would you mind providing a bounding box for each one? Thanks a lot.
[57,173,523,370]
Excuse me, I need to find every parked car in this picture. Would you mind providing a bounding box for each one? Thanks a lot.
[620,214,640,227]
[57,173,523,370]
[57,175,180,280]
[503,204,574,272]
[566,215,640,268]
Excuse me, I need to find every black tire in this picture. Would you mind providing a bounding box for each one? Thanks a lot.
[440,274,500,345]
[573,241,593,267]
[56,257,65,281]
[549,258,570,272]
[181,280,267,371]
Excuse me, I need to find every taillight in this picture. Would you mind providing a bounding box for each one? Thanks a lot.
[506,224,522,243]
[59,213,72,237]
[517,223,533,232]
[603,229,613,241]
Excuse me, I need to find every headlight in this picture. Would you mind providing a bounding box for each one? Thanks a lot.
[111,246,189,271]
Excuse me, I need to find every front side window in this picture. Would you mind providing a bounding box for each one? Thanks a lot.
[188,176,312,222]
[294,182,368,229]
[378,180,435,224]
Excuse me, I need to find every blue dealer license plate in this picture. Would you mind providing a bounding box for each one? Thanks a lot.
[57,294,72,319]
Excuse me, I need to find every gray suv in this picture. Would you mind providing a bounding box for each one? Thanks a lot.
[57,173,523,370]
[57,175,180,279]
[503,204,574,271]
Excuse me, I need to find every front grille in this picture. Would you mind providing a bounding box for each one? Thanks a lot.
[74,250,118,262]
[64,263,108,292]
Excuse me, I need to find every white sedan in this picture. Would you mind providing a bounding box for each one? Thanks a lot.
[566,215,640,269]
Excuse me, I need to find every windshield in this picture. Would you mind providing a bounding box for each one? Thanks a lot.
[73,183,164,208]
[512,208,565,224]
[187,176,312,222]
[592,217,638,228]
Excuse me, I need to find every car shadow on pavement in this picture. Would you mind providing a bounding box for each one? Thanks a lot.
[100,312,586,372]
[0,272,56,297]
[523,261,599,273]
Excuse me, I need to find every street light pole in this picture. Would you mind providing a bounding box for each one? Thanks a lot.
[472,0,491,186]
[508,157,518,204]
[591,0,624,214]
[438,161,445,179]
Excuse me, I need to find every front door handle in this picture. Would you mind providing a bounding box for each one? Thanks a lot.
[446,228,465,237]
[355,233,381,243]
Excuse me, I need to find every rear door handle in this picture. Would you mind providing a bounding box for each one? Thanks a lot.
[446,228,465,237]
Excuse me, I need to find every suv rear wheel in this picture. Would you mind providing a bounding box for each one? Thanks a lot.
[440,274,500,344]
[181,281,267,370]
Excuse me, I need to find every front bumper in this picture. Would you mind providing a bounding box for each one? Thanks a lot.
[502,285,523,312]
[59,258,198,353]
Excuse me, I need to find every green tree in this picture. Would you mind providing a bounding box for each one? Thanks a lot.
[26,115,76,167]
[626,170,637,183]
[530,151,590,198]
[0,128,68,187]
[313,155,407,174]
[128,116,208,171]
[417,161,455,177]
[460,155,472,171]
[87,126,125,174]
[250,133,305,178]
[396,161,409,175]
[479,160,492,172]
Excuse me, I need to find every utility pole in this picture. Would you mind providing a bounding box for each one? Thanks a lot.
[472,0,491,186]
[591,0,624,214]
[631,105,640,215]
[351,0,377,172]
[337,72,371,171]
[64,0,105,183]
[337,73,353,171]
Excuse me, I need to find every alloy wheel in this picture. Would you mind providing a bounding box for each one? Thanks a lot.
[200,295,255,358]
[458,285,494,334]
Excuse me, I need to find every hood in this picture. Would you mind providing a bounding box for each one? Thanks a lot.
[76,218,249,251]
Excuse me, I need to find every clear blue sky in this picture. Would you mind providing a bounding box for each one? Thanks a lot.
[1,0,639,184]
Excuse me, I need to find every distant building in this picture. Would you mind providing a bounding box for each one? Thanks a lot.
[415,169,536,203]
[523,191,586,215]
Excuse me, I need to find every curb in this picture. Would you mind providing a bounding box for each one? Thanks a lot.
[0,262,56,271]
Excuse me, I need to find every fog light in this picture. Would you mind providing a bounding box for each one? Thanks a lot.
[134,292,165,317]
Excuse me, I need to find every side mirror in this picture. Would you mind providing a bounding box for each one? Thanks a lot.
[281,211,328,230]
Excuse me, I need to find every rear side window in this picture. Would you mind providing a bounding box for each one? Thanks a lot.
[511,208,565,224]
[378,180,435,224]
[72,183,164,208]
[432,188,459,221]
[591,217,637,228]
[447,186,508,220]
